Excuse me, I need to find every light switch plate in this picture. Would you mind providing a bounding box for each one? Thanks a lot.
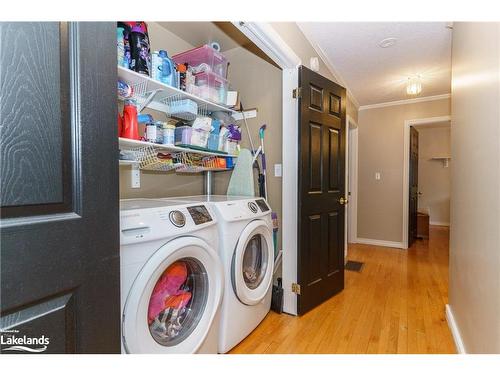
[375,172,381,180]
[131,164,141,188]
[274,164,282,177]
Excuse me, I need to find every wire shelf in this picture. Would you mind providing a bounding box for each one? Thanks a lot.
[118,66,237,115]
[130,79,149,97]
[118,140,232,174]
[139,146,182,172]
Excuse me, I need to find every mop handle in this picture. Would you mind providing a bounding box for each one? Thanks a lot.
[261,153,266,170]
[259,124,267,170]
[240,102,256,154]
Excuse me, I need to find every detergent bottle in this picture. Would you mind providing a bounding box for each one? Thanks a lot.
[152,50,177,88]
[129,22,151,76]
[121,99,140,140]
[161,51,177,88]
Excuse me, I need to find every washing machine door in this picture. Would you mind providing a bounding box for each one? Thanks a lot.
[232,220,274,306]
[122,237,223,353]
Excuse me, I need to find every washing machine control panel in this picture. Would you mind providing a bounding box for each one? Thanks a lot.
[187,205,213,225]
[169,210,186,227]
[255,199,270,212]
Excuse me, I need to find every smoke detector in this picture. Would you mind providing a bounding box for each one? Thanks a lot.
[379,37,397,48]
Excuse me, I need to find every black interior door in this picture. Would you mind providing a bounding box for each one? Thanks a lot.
[408,126,419,247]
[297,66,346,315]
[0,22,120,353]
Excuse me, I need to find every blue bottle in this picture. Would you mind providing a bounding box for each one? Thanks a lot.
[117,27,128,68]
[152,50,177,87]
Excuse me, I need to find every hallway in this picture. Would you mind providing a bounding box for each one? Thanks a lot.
[230,226,455,354]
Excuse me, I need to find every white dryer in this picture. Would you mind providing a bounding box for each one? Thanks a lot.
[120,199,224,354]
[163,196,274,353]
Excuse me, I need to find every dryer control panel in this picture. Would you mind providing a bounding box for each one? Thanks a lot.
[255,199,270,212]
[120,202,217,245]
[187,205,213,225]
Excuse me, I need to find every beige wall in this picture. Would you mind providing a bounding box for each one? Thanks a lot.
[271,22,359,123]
[214,46,283,250]
[416,126,451,225]
[357,98,450,243]
[448,22,500,353]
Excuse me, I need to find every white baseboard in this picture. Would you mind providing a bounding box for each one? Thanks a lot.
[430,221,450,226]
[445,304,466,354]
[355,237,405,249]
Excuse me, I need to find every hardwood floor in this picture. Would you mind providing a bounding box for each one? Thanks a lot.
[230,226,456,354]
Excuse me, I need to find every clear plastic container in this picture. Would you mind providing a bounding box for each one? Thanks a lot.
[172,45,229,78]
[167,99,198,119]
[175,126,209,148]
[224,138,239,155]
[207,133,220,151]
[186,71,228,105]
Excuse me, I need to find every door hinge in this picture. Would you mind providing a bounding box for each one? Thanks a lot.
[293,87,302,99]
[292,283,301,295]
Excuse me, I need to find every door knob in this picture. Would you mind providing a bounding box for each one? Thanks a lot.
[339,197,348,205]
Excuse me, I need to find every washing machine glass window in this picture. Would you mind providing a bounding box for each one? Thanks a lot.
[232,221,274,306]
[242,234,268,290]
[147,257,208,347]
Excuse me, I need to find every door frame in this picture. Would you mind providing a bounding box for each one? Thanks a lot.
[345,115,359,255]
[232,22,301,315]
[402,115,451,248]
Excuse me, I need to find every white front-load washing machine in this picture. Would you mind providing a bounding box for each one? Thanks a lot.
[162,196,274,353]
[120,198,224,354]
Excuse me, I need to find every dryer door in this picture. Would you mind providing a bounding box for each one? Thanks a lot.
[232,220,274,306]
[122,237,223,353]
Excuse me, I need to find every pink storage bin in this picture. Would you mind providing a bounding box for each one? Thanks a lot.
[172,45,229,78]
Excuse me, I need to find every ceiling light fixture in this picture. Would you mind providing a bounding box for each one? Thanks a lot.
[406,76,423,95]
[379,37,397,48]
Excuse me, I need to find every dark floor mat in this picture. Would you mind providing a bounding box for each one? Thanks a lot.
[345,260,364,272]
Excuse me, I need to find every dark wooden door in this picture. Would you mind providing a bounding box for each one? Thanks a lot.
[297,66,346,315]
[408,126,419,247]
[0,22,120,353]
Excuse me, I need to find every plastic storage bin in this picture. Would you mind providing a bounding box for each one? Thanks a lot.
[186,71,228,105]
[172,45,229,78]
[175,126,209,148]
[226,157,235,169]
[167,99,198,119]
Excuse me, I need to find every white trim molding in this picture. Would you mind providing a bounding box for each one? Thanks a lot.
[232,22,301,69]
[356,238,405,249]
[402,115,452,248]
[430,221,450,226]
[281,67,299,316]
[233,22,301,316]
[446,304,467,354]
[359,94,451,111]
[346,116,359,250]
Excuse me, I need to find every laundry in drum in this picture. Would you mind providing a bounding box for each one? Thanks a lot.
[148,261,192,338]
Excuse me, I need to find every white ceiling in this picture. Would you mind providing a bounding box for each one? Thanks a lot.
[298,22,452,106]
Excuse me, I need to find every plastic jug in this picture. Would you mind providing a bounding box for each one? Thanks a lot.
[122,99,140,140]
[152,50,177,88]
